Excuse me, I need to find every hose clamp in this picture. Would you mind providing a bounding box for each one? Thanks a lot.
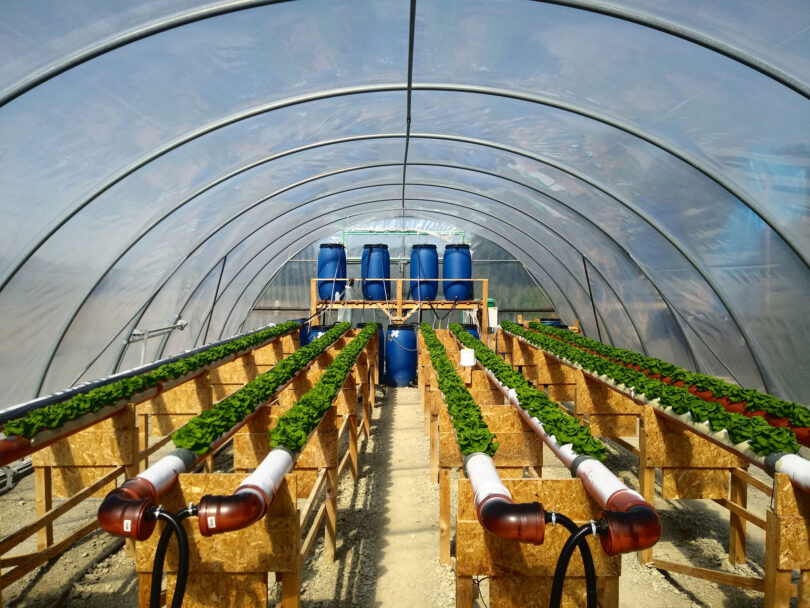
[550,509,556,527]
[589,519,597,538]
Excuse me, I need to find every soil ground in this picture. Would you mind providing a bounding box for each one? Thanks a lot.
[0,387,791,607]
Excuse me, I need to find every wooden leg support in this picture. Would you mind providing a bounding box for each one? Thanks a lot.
[349,414,359,482]
[324,467,337,562]
[430,414,439,484]
[35,466,53,551]
[764,510,793,608]
[456,574,474,608]
[728,470,747,565]
[279,570,300,608]
[440,468,451,565]
[799,571,810,608]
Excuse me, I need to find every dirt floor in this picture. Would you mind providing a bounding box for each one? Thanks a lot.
[0,386,792,607]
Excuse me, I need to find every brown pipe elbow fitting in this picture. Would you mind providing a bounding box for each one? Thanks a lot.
[97,478,158,541]
[598,504,661,556]
[0,436,32,465]
[479,497,546,545]
[197,487,268,536]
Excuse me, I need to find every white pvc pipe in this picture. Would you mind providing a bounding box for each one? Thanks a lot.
[139,450,194,494]
[237,448,294,503]
[775,454,810,493]
[576,458,644,508]
[465,452,511,509]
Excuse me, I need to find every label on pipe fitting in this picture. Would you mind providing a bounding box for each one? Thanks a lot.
[207,516,216,529]
[123,520,131,533]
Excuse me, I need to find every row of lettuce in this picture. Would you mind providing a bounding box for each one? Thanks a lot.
[450,323,607,461]
[4,320,302,439]
[526,321,810,432]
[420,323,498,456]
[173,322,355,455]
[269,323,377,452]
[504,321,799,456]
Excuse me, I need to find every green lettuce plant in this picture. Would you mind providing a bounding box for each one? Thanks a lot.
[421,323,498,457]
[4,320,302,439]
[505,321,800,456]
[171,322,350,455]
[452,323,606,461]
[269,323,377,453]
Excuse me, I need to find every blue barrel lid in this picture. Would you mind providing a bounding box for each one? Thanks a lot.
[445,243,470,249]
[412,243,437,249]
[363,243,388,249]
[319,243,345,249]
[388,323,416,329]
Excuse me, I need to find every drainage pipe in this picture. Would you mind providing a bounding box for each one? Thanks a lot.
[479,354,660,556]
[464,452,545,544]
[197,447,294,535]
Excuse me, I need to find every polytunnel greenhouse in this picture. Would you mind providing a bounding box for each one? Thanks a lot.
[0,1,808,607]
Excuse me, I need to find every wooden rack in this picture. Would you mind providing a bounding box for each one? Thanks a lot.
[497,327,810,607]
[309,278,489,331]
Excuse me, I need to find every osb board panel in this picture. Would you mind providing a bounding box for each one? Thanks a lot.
[471,370,493,392]
[456,522,617,577]
[456,479,620,577]
[166,572,267,608]
[135,473,297,573]
[32,429,136,466]
[587,414,637,439]
[458,478,603,521]
[438,406,526,434]
[252,339,286,365]
[661,468,729,500]
[47,465,119,498]
[536,355,578,385]
[574,372,638,415]
[768,509,810,570]
[233,430,337,470]
[490,575,614,608]
[471,389,506,405]
[510,342,543,366]
[642,408,744,469]
[144,377,212,414]
[294,468,318,498]
[439,432,542,467]
[774,473,810,517]
[209,355,259,385]
[547,384,576,402]
[149,413,196,437]
[335,388,358,415]
[210,382,242,401]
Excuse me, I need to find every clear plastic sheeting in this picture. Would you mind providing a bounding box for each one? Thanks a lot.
[1,0,808,407]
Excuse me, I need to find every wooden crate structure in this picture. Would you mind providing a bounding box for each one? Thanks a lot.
[496,330,576,403]
[134,472,299,608]
[456,478,620,608]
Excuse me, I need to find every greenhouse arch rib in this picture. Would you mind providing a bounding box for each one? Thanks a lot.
[39,146,758,395]
[2,80,806,297]
[1,0,804,108]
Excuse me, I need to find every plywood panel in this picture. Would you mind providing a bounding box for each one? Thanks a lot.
[439,406,525,434]
[661,468,729,500]
[50,465,119,498]
[166,572,267,608]
[32,430,136,466]
[574,371,638,415]
[144,376,213,414]
[547,384,576,403]
[490,575,610,608]
[587,414,637,439]
[768,509,810,570]
[642,408,744,469]
[253,338,286,365]
[439,433,542,468]
[209,355,259,385]
[135,473,298,573]
[774,472,810,518]
[149,413,197,436]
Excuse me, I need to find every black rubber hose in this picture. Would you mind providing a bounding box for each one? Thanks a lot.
[547,513,598,608]
[149,507,197,608]
[548,523,598,608]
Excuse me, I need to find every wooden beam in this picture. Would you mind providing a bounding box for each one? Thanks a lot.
[34,466,53,551]
[711,499,765,529]
[298,468,328,529]
[2,519,99,586]
[732,467,774,497]
[299,502,327,566]
[653,558,765,591]
[612,436,640,456]
[0,465,126,555]
[135,433,173,462]
[728,471,748,563]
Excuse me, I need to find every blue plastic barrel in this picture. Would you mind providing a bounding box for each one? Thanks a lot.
[461,324,480,341]
[443,244,472,301]
[361,244,391,301]
[540,319,565,328]
[409,244,439,301]
[317,244,347,300]
[385,324,417,386]
[357,322,384,376]
[306,324,335,346]
[292,319,312,346]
